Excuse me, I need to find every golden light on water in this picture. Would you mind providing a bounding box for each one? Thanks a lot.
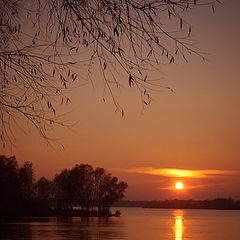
[175,215,183,240]
[175,181,184,190]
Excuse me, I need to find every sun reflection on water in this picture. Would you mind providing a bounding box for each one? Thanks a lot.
[174,211,184,240]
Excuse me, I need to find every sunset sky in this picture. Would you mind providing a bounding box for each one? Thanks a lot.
[1,1,240,200]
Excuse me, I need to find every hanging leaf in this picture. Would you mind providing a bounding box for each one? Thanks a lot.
[103,62,107,70]
[147,49,152,57]
[72,74,77,82]
[183,54,188,63]
[188,26,192,36]
[180,18,183,29]
[212,4,215,13]
[128,74,134,87]
[113,26,119,36]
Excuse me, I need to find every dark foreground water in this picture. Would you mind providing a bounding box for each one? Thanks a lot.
[1,208,240,240]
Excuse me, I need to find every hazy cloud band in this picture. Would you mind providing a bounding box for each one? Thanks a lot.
[127,167,236,178]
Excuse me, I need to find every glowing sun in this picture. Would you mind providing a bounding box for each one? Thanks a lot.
[175,181,184,190]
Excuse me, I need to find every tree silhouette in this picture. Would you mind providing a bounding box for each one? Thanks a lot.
[0,0,219,146]
[0,155,127,216]
[18,161,34,199]
[96,173,128,214]
[0,155,19,214]
[53,169,72,210]
[0,156,35,215]
[35,177,52,199]
[53,163,128,215]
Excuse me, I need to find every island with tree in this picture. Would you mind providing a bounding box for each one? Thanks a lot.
[0,155,128,217]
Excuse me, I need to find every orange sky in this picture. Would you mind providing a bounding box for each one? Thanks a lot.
[1,1,240,200]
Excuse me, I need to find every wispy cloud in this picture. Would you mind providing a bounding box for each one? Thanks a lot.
[160,183,217,190]
[127,167,236,178]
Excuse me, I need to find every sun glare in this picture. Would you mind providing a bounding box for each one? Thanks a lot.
[175,181,184,190]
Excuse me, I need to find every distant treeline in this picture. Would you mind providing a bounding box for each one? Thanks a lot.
[144,199,240,209]
[0,155,127,217]
[114,199,240,210]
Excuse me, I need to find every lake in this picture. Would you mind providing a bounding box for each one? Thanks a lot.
[0,207,240,239]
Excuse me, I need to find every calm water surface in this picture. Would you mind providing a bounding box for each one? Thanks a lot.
[1,208,240,240]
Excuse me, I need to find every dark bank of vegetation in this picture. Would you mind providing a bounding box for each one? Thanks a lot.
[114,199,240,210]
[0,155,127,217]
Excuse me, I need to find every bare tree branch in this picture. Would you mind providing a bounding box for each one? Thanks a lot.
[0,0,220,147]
